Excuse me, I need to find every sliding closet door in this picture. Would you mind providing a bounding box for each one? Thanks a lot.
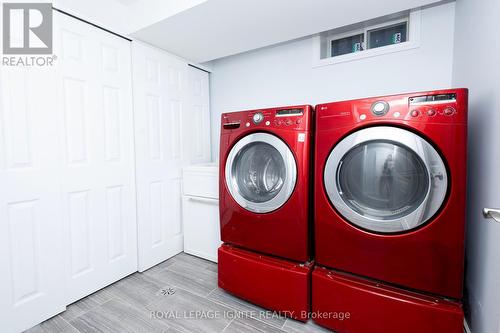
[0,66,65,333]
[56,13,137,303]
[132,42,186,271]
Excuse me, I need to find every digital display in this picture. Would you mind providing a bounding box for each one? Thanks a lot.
[276,108,304,117]
[409,93,456,104]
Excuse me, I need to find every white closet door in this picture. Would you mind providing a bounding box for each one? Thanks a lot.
[132,42,186,271]
[0,67,65,332]
[186,66,211,164]
[56,13,137,303]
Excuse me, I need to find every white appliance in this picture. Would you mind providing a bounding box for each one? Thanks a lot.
[182,163,221,262]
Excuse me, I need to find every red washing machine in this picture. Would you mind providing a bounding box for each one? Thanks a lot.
[312,89,467,333]
[218,105,313,320]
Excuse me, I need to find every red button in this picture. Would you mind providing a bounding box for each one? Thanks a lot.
[296,119,302,124]
[427,109,436,116]
[285,119,292,126]
[444,107,456,116]
[411,110,420,117]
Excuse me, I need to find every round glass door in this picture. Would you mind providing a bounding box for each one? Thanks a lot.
[324,126,448,233]
[225,133,297,213]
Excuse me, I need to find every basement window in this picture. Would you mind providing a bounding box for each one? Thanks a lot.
[314,10,420,67]
[331,33,364,57]
[367,21,408,49]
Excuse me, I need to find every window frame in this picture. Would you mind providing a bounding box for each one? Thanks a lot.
[366,17,409,50]
[313,9,421,67]
[327,29,365,57]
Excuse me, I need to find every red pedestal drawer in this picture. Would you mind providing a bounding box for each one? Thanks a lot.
[218,244,312,321]
[312,266,463,333]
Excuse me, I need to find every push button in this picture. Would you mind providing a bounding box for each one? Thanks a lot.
[444,107,456,116]
[427,109,436,116]
[410,110,420,117]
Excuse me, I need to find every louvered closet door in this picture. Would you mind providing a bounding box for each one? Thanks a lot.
[0,66,65,332]
[132,41,186,271]
[55,12,137,303]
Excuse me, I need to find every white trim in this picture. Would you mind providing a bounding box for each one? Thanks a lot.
[464,319,472,333]
[313,9,421,67]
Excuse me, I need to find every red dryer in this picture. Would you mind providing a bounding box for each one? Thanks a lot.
[218,105,313,320]
[312,89,468,333]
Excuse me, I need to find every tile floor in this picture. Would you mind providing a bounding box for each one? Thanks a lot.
[26,252,331,333]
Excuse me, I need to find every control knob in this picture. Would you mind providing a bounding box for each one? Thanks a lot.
[252,112,264,124]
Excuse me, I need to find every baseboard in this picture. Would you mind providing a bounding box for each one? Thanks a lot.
[464,318,472,333]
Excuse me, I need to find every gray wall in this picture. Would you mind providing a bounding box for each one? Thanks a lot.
[453,0,500,332]
[208,2,456,160]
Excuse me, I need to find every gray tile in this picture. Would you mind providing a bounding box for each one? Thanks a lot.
[106,272,166,308]
[207,288,287,329]
[163,328,182,333]
[146,265,217,298]
[85,287,115,305]
[61,297,100,322]
[282,319,332,333]
[24,315,78,333]
[142,257,178,277]
[175,252,218,270]
[224,317,286,333]
[143,254,218,298]
[70,299,171,333]
[205,263,218,273]
[147,287,235,333]
[168,260,217,287]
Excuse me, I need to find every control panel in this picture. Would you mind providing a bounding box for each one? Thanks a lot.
[316,89,467,130]
[222,106,310,132]
[407,93,457,119]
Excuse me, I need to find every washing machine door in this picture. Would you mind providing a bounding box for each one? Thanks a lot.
[324,126,448,233]
[225,132,297,213]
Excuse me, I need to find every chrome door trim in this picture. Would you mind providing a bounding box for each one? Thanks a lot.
[225,132,297,213]
[324,126,448,233]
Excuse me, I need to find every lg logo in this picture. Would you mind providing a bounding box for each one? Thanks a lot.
[2,3,53,54]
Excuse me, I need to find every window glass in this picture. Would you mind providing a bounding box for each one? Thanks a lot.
[331,34,364,57]
[232,142,286,203]
[336,141,429,221]
[368,22,407,49]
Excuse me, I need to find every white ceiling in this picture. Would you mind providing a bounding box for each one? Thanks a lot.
[114,0,139,6]
[131,0,445,63]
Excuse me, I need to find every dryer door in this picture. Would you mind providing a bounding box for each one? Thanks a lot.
[225,132,297,213]
[324,126,448,233]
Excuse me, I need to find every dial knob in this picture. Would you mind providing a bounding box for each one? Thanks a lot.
[252,112,264,124]
[371,101,390,116]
